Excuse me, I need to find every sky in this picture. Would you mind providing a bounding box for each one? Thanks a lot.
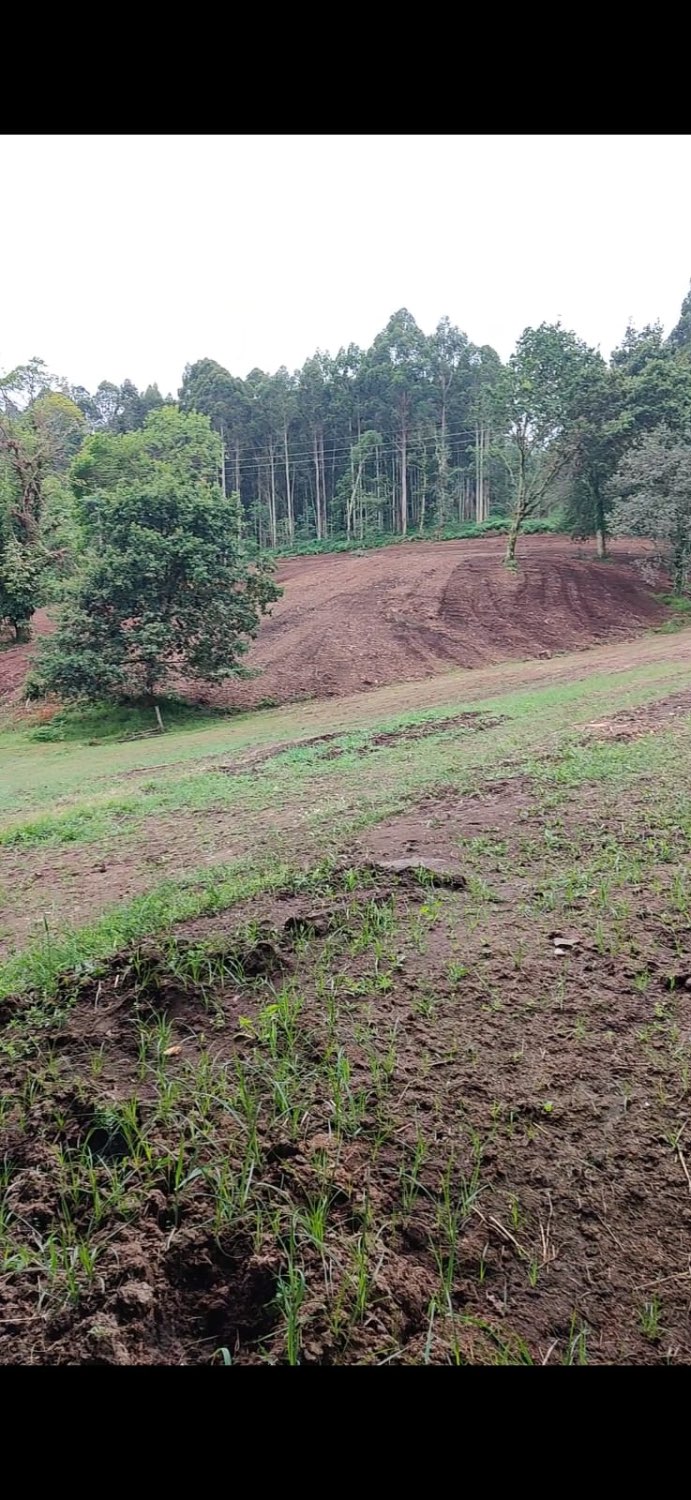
[3,134,691,396]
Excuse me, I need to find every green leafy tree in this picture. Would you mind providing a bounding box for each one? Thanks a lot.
[70,406,222,506]
[113,379,165,433]
[500,324,593,564]
[427,319,470,523]
[365,310,427,536]
[468,343,503,524]
[610,425,691,595]
[31,470,281,706]
[179,358,250,502]
[0,534,41,640]
[565,359,630,556]
[668,282,691,356]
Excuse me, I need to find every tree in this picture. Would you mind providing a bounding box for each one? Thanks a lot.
[565,358,630,557]
[0,390,86,545]
[668,281,691,356]
[31,470,281,708]
[0,357,52,412]
[468,344,502,524]
[70,406,222,506]
[179,359,249,501]
[91,381,123,430]
[501,324,592,564]
[427,319,469,524]
[0,411,46,544]
[0,534,41,640]
[336,430,382,539]
[610,425,691,596]
[365,310,427,536]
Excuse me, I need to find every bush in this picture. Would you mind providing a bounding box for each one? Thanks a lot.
[0,537,42,641]
[269,513,565,560]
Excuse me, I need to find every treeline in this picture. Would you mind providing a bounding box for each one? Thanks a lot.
[179,313,506,547]
[2,286,691,654]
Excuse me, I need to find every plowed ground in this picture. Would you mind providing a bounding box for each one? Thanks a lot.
[214,535,668,707]
[0,537,668,710]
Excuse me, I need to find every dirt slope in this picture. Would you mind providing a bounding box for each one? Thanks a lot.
[0,537,668,709]
[214,535,668,707]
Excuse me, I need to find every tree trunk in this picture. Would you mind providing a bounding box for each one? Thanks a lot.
[437,399,449,527]
[319,431,327,537]
[419,442,428,534]
[347,460,364,538]
[482,425,490,520]
[504,446,527,566]
[283,425,294,540]
[595,488,607,558]
[268,442,277,549]
[313,433,322,540]
[400,420,408,536]
[475,425,481,523]
[504,515,521,565]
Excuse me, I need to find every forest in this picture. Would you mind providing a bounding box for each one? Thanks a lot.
[2,286,691,695]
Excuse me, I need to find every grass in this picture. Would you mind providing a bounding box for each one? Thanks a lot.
[267,512,562,561]
[27,696,234,745]
[3,633,691,1363]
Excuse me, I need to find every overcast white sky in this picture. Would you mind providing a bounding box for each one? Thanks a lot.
[3,134,691,396]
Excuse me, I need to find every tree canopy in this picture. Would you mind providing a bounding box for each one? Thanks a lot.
[29,410,280,705]
[4,278,691,653]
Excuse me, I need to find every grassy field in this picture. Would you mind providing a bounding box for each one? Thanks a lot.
[2,632,691,1363]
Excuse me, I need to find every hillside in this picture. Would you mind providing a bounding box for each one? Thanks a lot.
[210,535,669,707]
[0,535,669,710]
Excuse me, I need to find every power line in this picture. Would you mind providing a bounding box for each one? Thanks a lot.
[223,428,501,478]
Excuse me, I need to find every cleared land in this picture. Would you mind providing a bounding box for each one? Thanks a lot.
[2,594,691,1362]
[0,536,669,712]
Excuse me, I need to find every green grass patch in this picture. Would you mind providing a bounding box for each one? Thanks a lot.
[28,696,235,745]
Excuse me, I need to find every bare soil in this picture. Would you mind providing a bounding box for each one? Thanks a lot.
[3,758,691,1363]
[0,539,669,710]
[583,689,691,742]
[208,536,669,708]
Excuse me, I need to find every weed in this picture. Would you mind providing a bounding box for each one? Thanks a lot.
[639,1296,662,1341]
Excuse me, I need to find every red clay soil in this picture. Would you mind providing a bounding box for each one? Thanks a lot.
[0,538,668,710]
[195,536,668,708]
[0,610,53,702]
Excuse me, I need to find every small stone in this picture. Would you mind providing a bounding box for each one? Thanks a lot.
[116,1280,155,1318]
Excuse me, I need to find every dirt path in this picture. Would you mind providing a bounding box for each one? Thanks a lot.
[3,634,691,959]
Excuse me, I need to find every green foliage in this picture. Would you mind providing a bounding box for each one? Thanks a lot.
[38,476,83,599]
[0,534,42,640]
[499,323,598,559]
[5,276,691,569]
[31,468,280,703]
[28,409,280,705]
[71,406,221,505]
[28,697,231,744]
[29,392,87,469]
[270,512,561,559]
[610,425,691,594]
[668,282,691,356]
